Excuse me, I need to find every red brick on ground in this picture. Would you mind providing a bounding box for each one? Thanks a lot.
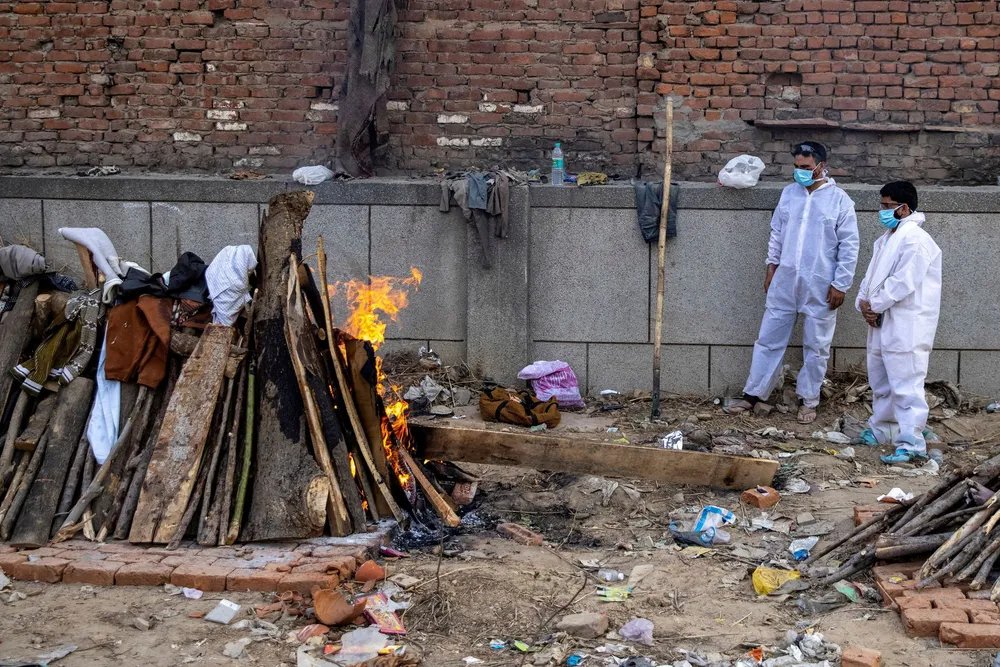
[104,552,165,564]
[18,547,66,558]
[934,598,999,614]
[497,523,543,546]
[896,596,932,612]
[278,571,338,594]
[902,608,969,637]
[0,552,27,572]
[873,562,924,579]
[899,588,966,606]
[227,568,283,592]
[171,564,235,592]
[854,505,889,526]
[970,610,1000,624]
[160,555,217,568]
[940,621,1000,648]
[63,560,123,586]
[115,562,175,587]
[11,557,71,583]
[841,646,882,667]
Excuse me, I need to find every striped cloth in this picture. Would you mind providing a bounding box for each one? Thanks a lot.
[206,245,257,326]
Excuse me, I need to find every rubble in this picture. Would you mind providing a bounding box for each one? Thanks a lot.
[554,612,608,639]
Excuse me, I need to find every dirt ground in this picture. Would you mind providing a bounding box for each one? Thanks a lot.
[1,380,999,667]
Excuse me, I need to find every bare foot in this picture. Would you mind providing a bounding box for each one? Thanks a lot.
[797,405,817,424]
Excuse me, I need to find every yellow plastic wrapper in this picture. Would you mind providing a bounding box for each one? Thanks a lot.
[752,566,800,595]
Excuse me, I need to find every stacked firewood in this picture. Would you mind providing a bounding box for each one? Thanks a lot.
[0,190,457,550]
[807,454,1000,598]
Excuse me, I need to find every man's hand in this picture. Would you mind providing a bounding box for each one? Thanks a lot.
[764,264,777,294]
[826,286,846,310]
[859,299,879,326]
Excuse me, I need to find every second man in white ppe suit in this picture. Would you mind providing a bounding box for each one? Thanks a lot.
[727,142,860,424]
[856,181,942,463]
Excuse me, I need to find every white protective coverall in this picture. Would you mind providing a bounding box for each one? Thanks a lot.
[855,212,942,454]
[744,179,859,407]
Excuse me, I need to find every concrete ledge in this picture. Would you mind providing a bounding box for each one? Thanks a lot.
[1,175,998,212]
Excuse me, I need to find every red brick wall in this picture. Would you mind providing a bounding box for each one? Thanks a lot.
[0,0,998,182]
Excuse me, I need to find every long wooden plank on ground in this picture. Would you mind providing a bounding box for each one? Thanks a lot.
[412,424,778,490]
[10,377,95,547]
[129,324,233,543]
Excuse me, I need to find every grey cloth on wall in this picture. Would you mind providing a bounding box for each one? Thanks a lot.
[635,181,679,243]
[0,244,46,281]
[467,172,489,210]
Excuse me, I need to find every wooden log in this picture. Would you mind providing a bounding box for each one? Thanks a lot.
[921,491,1000,579]
[957,532,1000,583]
[412,424,779,489]
[170,329,247,360]
[0,390,31,493]
[0,279,39,474]
[128,324,233,543]
[344,337,391,517]
[899,480,974,536]
[0,452,27,526]
[217,359,247,546]
[54,434,89,536]
[10,378,95,547]
[285,256,359,536]
[53,388,152,542]
[242,191,331,542]
[197,375,235,546]
[14,393,57,451]
[398,445,460,527]
[115,361,178,541]
[819,546,877,586]
[74,243,99,290]
[972,537,1000,590]
[910,505,985,537]
[874,532,949,560]
[891,467,973,532]
[226,360,254,545]
[167,442,214,550]
[0,429,49,539]
[92,383,140,534]
[80,450,95,540]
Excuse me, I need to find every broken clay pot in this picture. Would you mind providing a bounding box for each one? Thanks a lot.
[313,589,367,626]
[354,559,387,582]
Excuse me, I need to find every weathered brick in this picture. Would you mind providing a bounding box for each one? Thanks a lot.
[171,564,235,592]
[115,562,175,587]
[10,557,70,583]
[901,608,968,637]
[278,570,338,594]
[497,523,544,546]
[933,598,999,614]
[62,560,122,586]
[970,610,1000,624]
[841,646,882,667]
[227,568,283,592]
[939,621,1000,648]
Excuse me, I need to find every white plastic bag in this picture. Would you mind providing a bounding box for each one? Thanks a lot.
[717,154,765,189]
[292,165,334,185]
[518,360,585,408]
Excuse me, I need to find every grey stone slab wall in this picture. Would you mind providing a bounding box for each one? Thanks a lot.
[2,175,999,398]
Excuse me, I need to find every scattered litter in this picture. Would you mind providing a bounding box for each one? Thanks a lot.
[660,430,684,450]
[717,154,765,189]
[314,589,367,626]
[627,563,655,589]
[429,405,453,416]
[529,424,548,432]
[205,599,241,625]
[80,165,121,177]
[355,559,387,582]
[223,638,251,659]
[388,573,420,589]
[566,655,584,666]
[877,487,914,503]
[164,583,183,595]
[903,459,940,477]
[669,505,735,546]
[183,587,203,599]
[598,569,624,582]
[323,626,388,665]
[789,536,819,561]
[490,639,506,650]
[380,546,409,559]
[0,570,9,591]
[514,640,530,652]
[795,519,835,537]
[361,592,406,635]
[783,478,811,494]
[620,659,653,667]
[678,546,714,559]
[462,659,484,665]
[292,165,334,185]
[619,617,654,646]
[597,585,632,601]
[813,430,852,445]
[835,446,855,460]
[0,644,77,667]
[752,566,800,595]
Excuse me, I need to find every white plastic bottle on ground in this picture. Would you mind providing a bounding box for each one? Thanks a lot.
[551,143,564,185]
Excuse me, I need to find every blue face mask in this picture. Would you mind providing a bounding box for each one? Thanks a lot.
[879,206,902,229]
[793,168,816,187]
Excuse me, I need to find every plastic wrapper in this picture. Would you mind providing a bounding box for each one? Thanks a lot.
[752,566,800,595]
[717,155,765,189]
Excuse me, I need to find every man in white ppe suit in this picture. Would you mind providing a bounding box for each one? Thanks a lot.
[727,142,859,424]
[856,181,942,463]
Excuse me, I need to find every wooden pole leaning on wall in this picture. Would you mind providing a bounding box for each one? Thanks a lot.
[651,101,674,419]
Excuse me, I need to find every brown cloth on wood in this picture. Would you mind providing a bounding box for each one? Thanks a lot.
[105,295,172,388]
[479,387,561,429]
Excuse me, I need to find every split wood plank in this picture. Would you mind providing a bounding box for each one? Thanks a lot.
[343,337,392,517]
[128,324,233,543]
[412,424,779,490]
[14,393,57,451]
[10,378,95,548]
[285,256,359,536]
[0,280,40,483]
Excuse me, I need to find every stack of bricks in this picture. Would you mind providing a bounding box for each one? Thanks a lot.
[876,561,1000,649]
[0,540,371,593]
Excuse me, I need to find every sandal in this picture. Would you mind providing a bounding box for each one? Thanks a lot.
[797,405,817,425]
[723,399,753,415]
[881,448,929,464]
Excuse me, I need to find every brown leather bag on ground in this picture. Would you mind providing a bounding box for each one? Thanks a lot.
[479,387,561,429]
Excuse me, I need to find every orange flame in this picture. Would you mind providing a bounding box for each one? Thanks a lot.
[329,268,422,351]
[334,268,423,504]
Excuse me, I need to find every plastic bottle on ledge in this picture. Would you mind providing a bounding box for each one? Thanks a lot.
[551,142,564,185]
